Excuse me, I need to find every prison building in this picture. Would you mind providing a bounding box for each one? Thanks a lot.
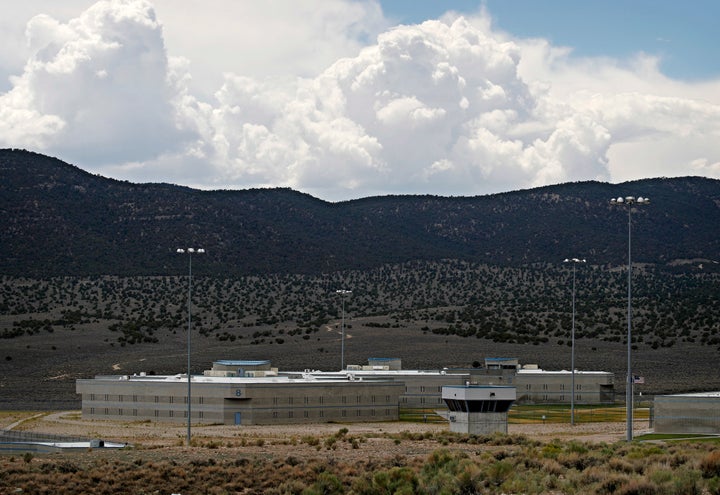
[653,392,720,434]
[466,358,615,405]
[293,358,615,412]
[76,358,616,426]
[76,372,403,426]
[513,369,615,404]
[287,360,471,412]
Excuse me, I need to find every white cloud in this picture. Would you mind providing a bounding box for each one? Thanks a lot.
[1,1,719,200]
[152,0,388,98]
[0,0,189,166]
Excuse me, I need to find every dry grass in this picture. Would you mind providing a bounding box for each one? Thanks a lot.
[3,412,720,494]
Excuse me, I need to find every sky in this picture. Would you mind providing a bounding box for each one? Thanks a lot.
[1,1,719,201]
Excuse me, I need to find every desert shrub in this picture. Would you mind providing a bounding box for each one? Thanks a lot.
[541,470,565,493]
[669,453,689,468]
[701,450,720,478]
[558,451,589,470]
[190,458,215,467]
[422,449,464,476]
[352,467,419,495]
[454,458,484,494]
[540,458,565,477]
[492,449,515,464]
[502,470,550,495]
[419,449,472,494]
[303,471,344,495]
[670,468,701,495]
[581,466,611,485]
[301,435,320,447]
[541,441,563,459]
[617,478,660,495]
[598,474,631,494]
[419,468,457,495]
[647,467,674,486]
[609,457,638,475]
[484,459,514,487]
[349,474,374,494]
[706,476,720,495]
[520,450,544,470]
[566,440,590,455]
[268,479,307,495]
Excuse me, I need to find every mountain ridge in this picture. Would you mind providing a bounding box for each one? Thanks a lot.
[1,148,719,278]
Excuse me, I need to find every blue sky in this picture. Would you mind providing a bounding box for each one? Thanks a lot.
[383,0,720,80]
[0,0,718,200]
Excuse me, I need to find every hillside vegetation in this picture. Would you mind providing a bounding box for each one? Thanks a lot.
[2,148,719,277]
[1,149,719,408]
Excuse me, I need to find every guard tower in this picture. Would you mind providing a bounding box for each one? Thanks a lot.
[442,385,516,434]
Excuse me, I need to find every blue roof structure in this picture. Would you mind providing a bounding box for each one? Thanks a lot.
[214,360,270,366]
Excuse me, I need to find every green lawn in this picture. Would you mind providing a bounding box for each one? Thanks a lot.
[401,404,650,424]
[509,404,649,424]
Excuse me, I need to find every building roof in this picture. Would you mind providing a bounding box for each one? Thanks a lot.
[87,373,400,385]
[516,369,613,376]
[658,391,720,398]
[214,360,271,366]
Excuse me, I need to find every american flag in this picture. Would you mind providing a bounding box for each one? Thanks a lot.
[633,375,644,384]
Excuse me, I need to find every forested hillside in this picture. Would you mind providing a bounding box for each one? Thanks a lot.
[2,149,719,277]
[1,149,719,409]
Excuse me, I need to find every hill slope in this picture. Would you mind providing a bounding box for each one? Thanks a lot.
[1,149,720,409]
[2,148,719,277]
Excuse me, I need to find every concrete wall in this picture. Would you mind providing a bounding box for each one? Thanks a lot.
[400,374,468,410]
[447,412,509,435]
[77,377,403,425]
[654,394,720,434]
[475,371,615,405]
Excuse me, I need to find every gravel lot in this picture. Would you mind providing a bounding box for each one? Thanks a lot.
[1,411,652,464]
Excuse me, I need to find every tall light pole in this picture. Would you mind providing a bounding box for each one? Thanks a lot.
[610,195,650,442]
[564,257,585,426]
[336,289,352,370]
[177,247,204,446]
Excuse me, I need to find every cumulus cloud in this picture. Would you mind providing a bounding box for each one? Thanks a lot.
[1,1,719,200]
[0,0,190,165]
[186,17,618,197]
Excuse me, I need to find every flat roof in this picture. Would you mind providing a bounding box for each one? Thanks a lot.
[443,385,515,389]
[214,360,271,366]
[517,369,613,375]
[658,391,720,398]
[87,374,400,385]
[295,370,458,378]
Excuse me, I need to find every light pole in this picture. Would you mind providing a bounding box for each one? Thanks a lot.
[563,257,585,426]
[177,247,204,446]
[609,195,650,442]
[336,289,352,370]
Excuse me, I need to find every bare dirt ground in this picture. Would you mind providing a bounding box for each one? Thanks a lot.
[0,411,652,465]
